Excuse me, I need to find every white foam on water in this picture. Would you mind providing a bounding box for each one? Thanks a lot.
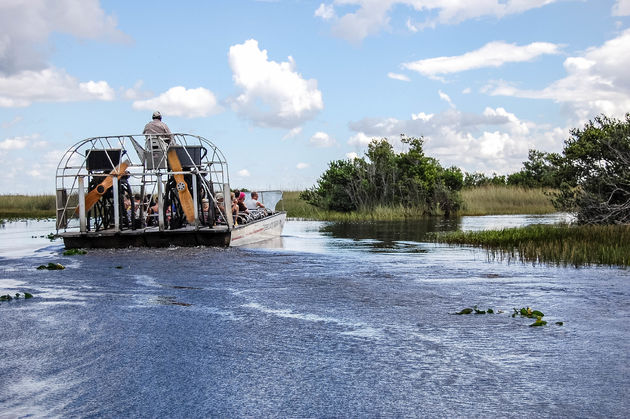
[339,326,384,339]
[0,278,26,291]
[243,301,382,339]
[134,274,160,288]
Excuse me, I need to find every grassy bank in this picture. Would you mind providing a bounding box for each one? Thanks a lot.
[432,224,630,267]
[0,186,556,220]
[0,195,56,219]
[459,185,555,216]
[279,191,430,221]
[280,186,556,220]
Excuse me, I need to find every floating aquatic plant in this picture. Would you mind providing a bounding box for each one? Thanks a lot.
[37,262,65,270]
[454,305,495,315]
[530,316,547,327]
[1,292,34,304]
[63,248,87,255]
[455,307,473,315]
[513,307,545,318]
[453,305,561,327]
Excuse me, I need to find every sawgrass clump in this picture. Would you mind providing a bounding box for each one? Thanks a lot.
[433,223,630,267]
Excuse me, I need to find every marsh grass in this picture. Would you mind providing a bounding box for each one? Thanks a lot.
[279,191,429,221]
[433,224,630,267]
[460,185,555,216]
[0,194,56,218]
[281,187,556,220]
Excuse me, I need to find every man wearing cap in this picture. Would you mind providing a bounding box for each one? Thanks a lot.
[143,111,172,144]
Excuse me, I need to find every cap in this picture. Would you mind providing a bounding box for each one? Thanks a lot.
[152,111,162,119]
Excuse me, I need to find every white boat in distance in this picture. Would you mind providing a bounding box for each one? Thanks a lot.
[55,134,286,248]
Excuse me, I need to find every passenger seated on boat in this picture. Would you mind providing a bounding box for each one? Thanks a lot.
[215,193,225,212]
[146,197,159,226]
[237,192,249,215]
[231,192,239,218]
[246,191,265,211]
[202,198,210,223]
[214,193,226,223]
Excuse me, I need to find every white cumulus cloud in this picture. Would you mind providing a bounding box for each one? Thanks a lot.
[296,162,309,169]
[0,0,129,75]
[132,86,222,118]
[315,3,335,20]
[348,132,372,147]
[0,135,32,151]
[0,67,115,107]
[309,131,336,147]
[345,107,557,175]
[402,41,561,79]
[237,169,251,177]
[228,39,323,129]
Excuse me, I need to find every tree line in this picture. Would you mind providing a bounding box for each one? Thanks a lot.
[301,114,630,225]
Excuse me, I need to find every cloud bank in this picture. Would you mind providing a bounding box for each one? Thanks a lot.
[316,1,560,42]
[486,28,630,121]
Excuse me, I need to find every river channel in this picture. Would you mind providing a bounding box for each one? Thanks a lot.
[0,215,628,417]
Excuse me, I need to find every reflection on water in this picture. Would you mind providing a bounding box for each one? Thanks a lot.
[0,213,628,417]
[288,212,574,253]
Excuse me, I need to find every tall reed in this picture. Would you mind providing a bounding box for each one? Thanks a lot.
[280,191,430,221]
[0,194,56,218]
[460,185,555,216]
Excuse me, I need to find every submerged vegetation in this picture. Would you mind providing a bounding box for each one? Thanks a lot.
[433,224,630,267]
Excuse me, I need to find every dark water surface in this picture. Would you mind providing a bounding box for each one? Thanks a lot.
[1,216,628,417]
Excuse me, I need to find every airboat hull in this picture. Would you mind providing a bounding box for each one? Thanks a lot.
[230,212,286,247]
[61,212,286,249]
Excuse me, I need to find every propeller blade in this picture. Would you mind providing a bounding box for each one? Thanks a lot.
[76,161,130,215]
[167,148,196,224]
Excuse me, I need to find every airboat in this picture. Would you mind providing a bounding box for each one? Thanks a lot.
[55,134,286,248]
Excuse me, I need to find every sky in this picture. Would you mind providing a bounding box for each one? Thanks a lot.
[1,0,630,194]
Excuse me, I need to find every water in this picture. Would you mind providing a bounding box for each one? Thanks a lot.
[1,215,628,417]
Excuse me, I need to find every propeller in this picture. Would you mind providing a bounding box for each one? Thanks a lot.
[76,161,130,215]
[167,148,196,224]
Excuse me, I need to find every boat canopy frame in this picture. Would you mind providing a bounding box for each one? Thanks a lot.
[55,133,232,234]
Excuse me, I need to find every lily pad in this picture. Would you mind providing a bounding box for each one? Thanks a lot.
[530,316,547,327]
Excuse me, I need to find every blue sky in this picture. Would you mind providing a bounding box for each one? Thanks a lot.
[1,0,629,193]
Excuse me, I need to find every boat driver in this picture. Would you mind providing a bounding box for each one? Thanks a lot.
[143,111,173,144]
